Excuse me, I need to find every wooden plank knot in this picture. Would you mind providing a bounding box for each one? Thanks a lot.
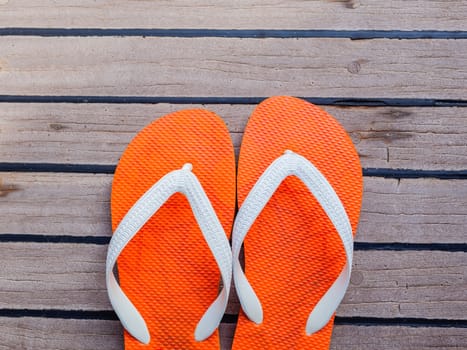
[0,178,19,197]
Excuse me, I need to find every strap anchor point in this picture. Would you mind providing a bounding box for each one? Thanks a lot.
[182,163,193,172]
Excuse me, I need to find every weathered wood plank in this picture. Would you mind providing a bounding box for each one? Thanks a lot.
[0,318,122,350]
[342,250,467,319]
[1,104,466,170]
[0,243,109,311]
[360,177,467,244]
[0,242,465,320]
[1,173,466,243]
[0,37,466,98]
[0,1,466,30]
[330,325,467,350]
[0,317,226,350]
[0,173,111,236]
[0,318,465,350]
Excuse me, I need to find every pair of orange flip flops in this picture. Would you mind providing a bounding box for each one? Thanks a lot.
[106,96,363,349]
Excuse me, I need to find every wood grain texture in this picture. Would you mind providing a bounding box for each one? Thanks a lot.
[0,173,111,236]
[0,318,122,350]
[1,104,467,170]
[329,325,467,350]
[360,177,467,244]
[1,2,464,349]
[0,37,466,98]
[1,318,465,350]
[0,0,466,30]
[1,173,466,243]
[0,242,465,320]
[0,317,230,350]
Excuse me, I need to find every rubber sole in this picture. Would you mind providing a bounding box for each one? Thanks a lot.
[232,96,363,349]
[111,110,236,349]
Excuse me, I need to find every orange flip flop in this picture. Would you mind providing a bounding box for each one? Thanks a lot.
[231,96,363,349]
[106,110,235,349]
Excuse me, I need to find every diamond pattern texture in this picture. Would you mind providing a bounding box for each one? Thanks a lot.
[111,110,235,349]
[232,96,363,350]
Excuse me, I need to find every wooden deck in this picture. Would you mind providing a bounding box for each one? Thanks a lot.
[0,1,466,349]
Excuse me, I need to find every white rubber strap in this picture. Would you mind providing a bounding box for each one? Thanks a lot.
[106,164,232,344]
[232,151,353,335]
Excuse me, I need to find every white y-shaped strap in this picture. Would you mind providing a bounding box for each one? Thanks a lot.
[232,151,353,335]
[106,164,232,344]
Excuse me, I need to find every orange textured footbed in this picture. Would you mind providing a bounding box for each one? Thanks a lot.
[232,96,363,350]
[111,110,235,349]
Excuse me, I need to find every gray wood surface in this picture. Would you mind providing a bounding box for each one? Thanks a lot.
[1,173,466,243]
[1,1,465,349]
[2,104,467,170]
[0,319,465,350]
[0,318,122,350]
[1,37,466,98]
[0,0,466,30]
[330,325,467,350]
[0,242,465,320]
[0,173,111,237]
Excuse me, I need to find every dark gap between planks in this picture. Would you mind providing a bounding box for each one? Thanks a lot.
[1,95,467,106]
[0,235,465,252]
[1,28,467,40]
[1,163,467,180]
[0,309,466,328]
